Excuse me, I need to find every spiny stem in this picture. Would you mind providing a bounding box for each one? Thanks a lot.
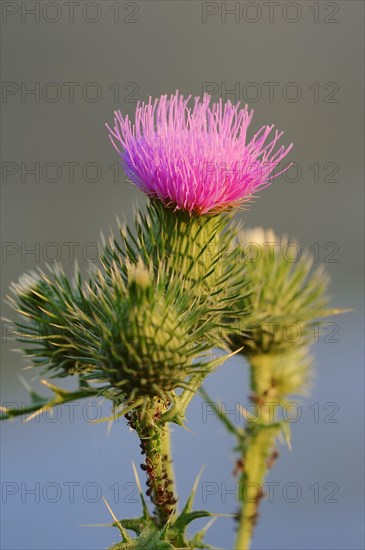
[129,399,178,526]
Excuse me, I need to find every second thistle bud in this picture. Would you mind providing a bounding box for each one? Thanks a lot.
[104,262,191,398]
[230,228,334,356]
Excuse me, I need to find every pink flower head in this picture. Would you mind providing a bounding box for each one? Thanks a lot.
[106,92,293,214]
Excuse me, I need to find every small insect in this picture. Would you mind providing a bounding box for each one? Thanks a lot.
[254,487,265,504]
[267,448,279,469]
[233,458,245,476]
[250,511,259,527]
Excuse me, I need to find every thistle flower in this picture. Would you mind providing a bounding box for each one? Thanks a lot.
[106,92,293,214]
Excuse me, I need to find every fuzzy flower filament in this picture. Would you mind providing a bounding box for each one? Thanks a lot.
[106,92,293,214]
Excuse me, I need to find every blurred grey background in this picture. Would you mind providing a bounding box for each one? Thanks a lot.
[1,1,364,549]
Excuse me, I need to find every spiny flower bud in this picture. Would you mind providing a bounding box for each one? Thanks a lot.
[99,265,193,398]
[8,257,223,407]
[230,227,337,356]
[85,261,225,402]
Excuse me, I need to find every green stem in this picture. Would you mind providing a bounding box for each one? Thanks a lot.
[161,423,177,510]
[235,354,281,550]
[235,428,276,550]
[134,400,178,526]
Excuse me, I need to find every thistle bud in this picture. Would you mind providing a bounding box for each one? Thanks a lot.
[101,282,192,399]
[230,228,334,356]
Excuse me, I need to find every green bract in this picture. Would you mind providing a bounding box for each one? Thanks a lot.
[102,200,245,320]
